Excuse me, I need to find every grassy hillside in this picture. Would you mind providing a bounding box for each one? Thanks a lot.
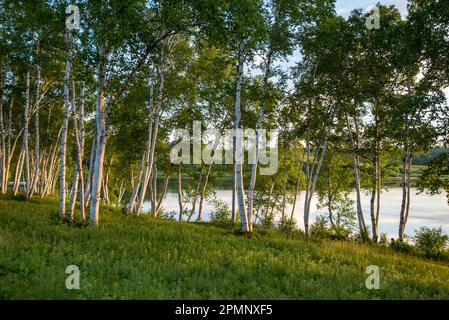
[0,195,448,299]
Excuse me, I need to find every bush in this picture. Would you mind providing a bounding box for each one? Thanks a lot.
[390,239,416,255]
[310,216,333,240]
[331,225,353,241]
[414,226,449,252]
[209,199,231,224]
[378,233,389,246]
[277,218,297,234]
[310,216,354,241]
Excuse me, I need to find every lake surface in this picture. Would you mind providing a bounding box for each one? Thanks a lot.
[143,188,448,238]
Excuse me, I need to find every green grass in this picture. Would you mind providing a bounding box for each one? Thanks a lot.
[1,195,449,299]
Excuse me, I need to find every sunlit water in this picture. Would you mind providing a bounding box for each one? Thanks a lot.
[143,188,448,238]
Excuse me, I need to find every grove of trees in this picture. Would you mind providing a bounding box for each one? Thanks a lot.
[0,0,448,243]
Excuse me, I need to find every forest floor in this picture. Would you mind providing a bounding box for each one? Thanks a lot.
[1,195,448,299]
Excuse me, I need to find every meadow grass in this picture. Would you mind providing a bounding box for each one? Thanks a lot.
[0,195,448,299]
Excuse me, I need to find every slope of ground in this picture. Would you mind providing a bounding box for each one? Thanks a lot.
[0,196,448,299]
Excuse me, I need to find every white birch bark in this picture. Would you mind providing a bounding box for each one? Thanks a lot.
[24,70,31,196]
[84,133,96,205]
[177,166,183,221]
[28,61,41,199]
[290,150,305,220]
[0,67,5,193]
[135,68,161,216]
[59,34,72,222]
[154,175,170,217]
[304,136,328,236]
[89,47,107,226]
[234,40,250,232]
[247,51,272,226]
[197,164,212,222]
[127,152,144,214]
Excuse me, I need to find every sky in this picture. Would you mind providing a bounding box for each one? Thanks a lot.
[335,0,409,18]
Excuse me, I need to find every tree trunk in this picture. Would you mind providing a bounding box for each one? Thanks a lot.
[24,70,31,197]
[28,60,41,199]
[135,61,165,216]
[404,155,412,230]
[399,79,412,241]
[247,50,272,225]
[234,40,250,233]
[188,164,203,221]
[154,175,170,217]
[177,166,183,222]
[89,47,107,226]
[4,90,15,193]
[345,111,367,237]
[304,135,328,236]
[281,146,288,224]
[68,166,79,222]
[128,152,145,214]
[290,150,305,221]
[76,85,85,221]
[13,149,24,195]
[304,122,311,236]
[0,66,5,194]
[59,35,73,222]
[197,164,212,222]
[265,179,275,222]
[370,156,377,241]
[84,134,97,205]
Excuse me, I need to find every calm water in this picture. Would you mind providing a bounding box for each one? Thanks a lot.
[143,188,448,238]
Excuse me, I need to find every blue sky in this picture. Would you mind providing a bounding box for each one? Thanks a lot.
[335,0,409,18]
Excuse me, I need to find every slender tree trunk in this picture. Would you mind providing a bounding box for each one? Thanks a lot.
[128,73,155,215]
[375,156,381,234]
[290,151,305,221]
[345,111,367,237]
[117,179,126,205]
[281,146,288,224]
[24,70,31,197]
[42,136,60,197]
[234,40,250,232]
[128,152,145,214]
[405,155,412,229]
[247,50,272,225]
[304,123,311,236]
[399,153,408,241]
[304,135,328,236]
[150,164,157,214]
[59,35,73,222]
[135,61,165,216]
[399,80,412,241]
[154,175,170,217]
[328,187,335,227]
[265,179,275,222]
[0,66,5,194]
[76,85,85,221]
[28,60,41,199]
[89,47,107,226]
[197,164,212,222]
[13,149,24,195]
[68,166,79,222]
[177,166,183,222]
[370,156,377,241]
[188,164,203,221]
[84,134,96,205]
[231,160,237,223]
[4,89,15,193]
